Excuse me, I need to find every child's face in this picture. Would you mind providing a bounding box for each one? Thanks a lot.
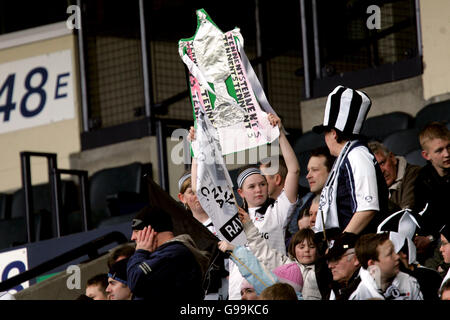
[295,239,317,265]
[422,138,450,175]
[180,187,203,212]
[238,174,268,208]
[308,202,319,228]
[374,240,400,280]
[439,235,450,264]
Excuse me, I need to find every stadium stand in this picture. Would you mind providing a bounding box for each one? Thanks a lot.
[293,130,327,153]
[382,128,421,156]
[414,100,450,131]
[360,111,414,141]
[89,162,151,228]
[405,149,427,167]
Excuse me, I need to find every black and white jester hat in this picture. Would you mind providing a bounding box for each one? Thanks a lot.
[387,231,417,265]
[377,208,423,265]
[377,208,421,241]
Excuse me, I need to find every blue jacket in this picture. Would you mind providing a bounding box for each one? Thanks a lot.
[127,235,205,300]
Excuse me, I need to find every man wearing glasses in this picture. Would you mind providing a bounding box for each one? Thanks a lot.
[325,232,361,300]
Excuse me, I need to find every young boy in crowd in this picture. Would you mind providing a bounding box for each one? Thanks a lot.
[350,233,423,300]
[85,273,109,300]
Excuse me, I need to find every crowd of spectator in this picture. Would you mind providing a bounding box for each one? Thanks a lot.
[76,85,449,301]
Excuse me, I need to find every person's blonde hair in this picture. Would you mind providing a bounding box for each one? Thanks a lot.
[419,121,450,150]
[179,171,192,194]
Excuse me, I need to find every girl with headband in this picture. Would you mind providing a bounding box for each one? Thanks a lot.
[235,113,300,255]
[177,171,217,236]
[190,113,300,299]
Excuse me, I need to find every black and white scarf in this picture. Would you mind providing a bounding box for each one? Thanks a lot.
[314,141,358,233]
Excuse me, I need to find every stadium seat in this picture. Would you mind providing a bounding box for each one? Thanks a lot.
[9,181,79,240]
[293,130,326,154]
[97,212,137,228]
[361,112,414,141]
[89,162,150,228]
[414,100,450,131]
[405,149,427,167]
[0,216,42,250]
[382,128,421,156]
[0,193,11,221]
[10,181,79,219]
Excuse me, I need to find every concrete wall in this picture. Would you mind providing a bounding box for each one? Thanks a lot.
[420,0,450,100]
[0,23,81,193]
[300,76,428,132]
[300,1,450,133]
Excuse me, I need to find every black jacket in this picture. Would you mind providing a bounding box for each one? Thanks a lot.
[414,162,450,237]
[329,267,361,300]
[402,263,442,300]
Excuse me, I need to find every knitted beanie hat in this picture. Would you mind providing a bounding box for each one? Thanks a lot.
[272,263,303,293]
[131,204,173,232]
[108,258,130,286]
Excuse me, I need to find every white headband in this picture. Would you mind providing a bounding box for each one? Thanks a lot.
[178,173,191,191]
[237,167,262,189]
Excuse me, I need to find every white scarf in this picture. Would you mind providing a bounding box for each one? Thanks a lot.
[357,267,385,300]
[314,141,358,234]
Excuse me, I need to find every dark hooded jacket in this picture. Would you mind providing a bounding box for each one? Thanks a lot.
[127,234,210,300]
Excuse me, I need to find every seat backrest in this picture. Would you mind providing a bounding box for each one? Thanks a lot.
[382,128,421,156]
[10,180,79,219]
[415,100,450,131]
[11,184,52,219]
[293,131,326,154]
[89,162,144,226]
[361,112,414,141]
[0,216,42,250]
[0,218,27,250]
[405,149,427,167]
[0,193,12,220]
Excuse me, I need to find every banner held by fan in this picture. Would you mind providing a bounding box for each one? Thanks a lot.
[191,110,247,246]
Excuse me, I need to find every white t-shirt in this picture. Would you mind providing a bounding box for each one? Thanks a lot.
[228,190,296,300]
[316,142,383,233]
[349,269,423,300]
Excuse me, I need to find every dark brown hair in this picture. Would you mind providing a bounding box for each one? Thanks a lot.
[309,146,336,172]
[86,273,108,292]
[355,232,389,269]
[287,228,320,261]
[107,245,136,269]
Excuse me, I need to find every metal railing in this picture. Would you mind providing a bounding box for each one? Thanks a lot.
[52,168,90,236]
[20,151,90,242]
